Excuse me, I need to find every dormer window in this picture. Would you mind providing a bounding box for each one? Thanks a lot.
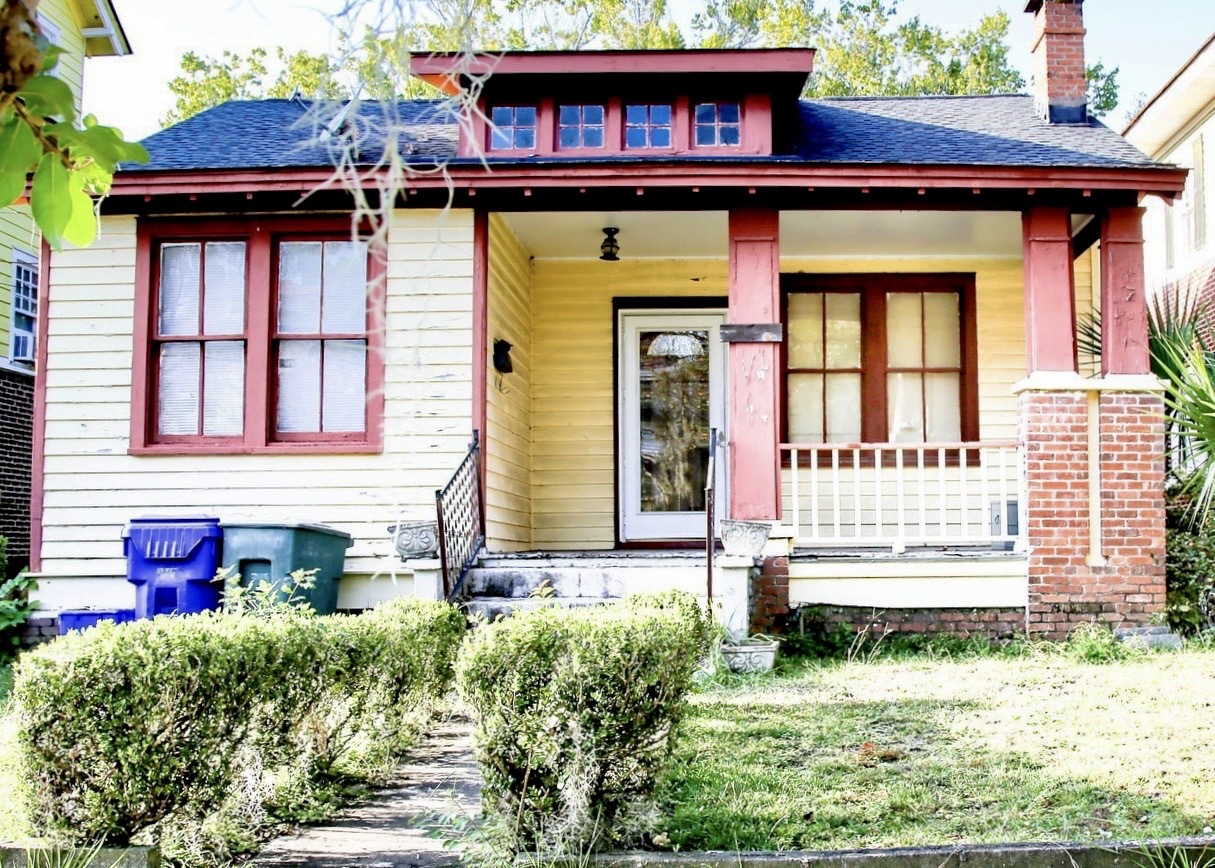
[558,104,605,149]
[694,102,741,147]
[490,106,537,151]
[625,104,672,149]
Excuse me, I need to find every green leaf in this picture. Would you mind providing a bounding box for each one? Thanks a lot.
[30,154,72,249]
[19,74,76,122]
[0,170,26,207]
[63,179,97,248]
[40,43,63,74]
[0,116,43,177]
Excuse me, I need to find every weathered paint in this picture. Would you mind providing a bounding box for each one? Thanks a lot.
[728,209,781,521]
[485,214,533,551]
[34,210,476,591]
[1022,207,1078,373]
[1100,206,1150,375]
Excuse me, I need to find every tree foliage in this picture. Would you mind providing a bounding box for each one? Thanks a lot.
[0,0,148,248]
[164,0,1121,127]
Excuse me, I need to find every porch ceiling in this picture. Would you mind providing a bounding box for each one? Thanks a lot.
[499,210,1024,259]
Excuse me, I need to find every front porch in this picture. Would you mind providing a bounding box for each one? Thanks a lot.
[464,202,1162,637]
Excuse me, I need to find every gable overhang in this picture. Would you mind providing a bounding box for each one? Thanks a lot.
[1123,34,1215,159]
[409,48,815,103]
[73,0,131,56]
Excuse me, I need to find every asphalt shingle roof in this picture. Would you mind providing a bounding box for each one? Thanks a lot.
[127,93,1156,174]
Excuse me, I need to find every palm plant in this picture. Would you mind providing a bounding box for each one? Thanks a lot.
[1078,272,1215,525]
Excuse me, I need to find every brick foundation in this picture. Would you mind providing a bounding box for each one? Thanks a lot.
[804,605,1026,641]
[1020,389,1166,639]
[750,555,789,634]
[18,615,57,648]
[0,366,33,577]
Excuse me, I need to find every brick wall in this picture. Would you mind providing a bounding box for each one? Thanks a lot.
[1020,389,1166,639]
[0,366,33,577]
[813,605,1026,641]
[1030,0,1087,121]
[750,555,789,634]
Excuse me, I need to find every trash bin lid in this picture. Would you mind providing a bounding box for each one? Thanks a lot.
[220,522,353,545]
[123,516,222,560]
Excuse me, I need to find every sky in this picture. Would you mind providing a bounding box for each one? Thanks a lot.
[81,0,1215,142]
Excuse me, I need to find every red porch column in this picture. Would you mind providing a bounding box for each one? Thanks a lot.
[1022,207,1078,373]
[1018,205,1165,638]
[727,208,781,521]
[1100,207,1150,375]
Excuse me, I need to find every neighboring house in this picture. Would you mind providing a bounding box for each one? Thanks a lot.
[1122,33,1215,311]
[30,0,1186,638]
[0,0,129,575]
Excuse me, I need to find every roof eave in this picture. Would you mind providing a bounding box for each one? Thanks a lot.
[77,0,131,56]
[109,162,1189,199]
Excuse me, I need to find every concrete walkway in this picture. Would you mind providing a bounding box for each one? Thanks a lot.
[251,719,481,868]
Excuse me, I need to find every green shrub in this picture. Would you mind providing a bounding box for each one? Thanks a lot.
[12,599,464,852]
[1065,621,1143,664]
[1165,521,1215,637]
[456,592,711,853]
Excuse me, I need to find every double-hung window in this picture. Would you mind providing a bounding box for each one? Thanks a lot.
[10,249,38,364]
[133,219,384,453]
[784,274,977,447]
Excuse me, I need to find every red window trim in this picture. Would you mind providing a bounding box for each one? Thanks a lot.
[780,273,980,454]
[131,216,386,455]
[474,92,771,157]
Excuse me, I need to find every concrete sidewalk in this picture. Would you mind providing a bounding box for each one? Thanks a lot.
[251,719,480,868]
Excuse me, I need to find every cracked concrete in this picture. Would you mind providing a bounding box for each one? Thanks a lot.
[250,719,480,868]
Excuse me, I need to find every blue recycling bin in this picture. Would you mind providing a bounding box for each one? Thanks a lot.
[58,608,136,635]
[124,516,223,618]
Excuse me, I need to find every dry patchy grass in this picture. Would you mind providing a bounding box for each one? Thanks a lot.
[657,648,1215,851]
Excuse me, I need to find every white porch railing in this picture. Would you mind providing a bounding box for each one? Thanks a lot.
[780,440,1025,552]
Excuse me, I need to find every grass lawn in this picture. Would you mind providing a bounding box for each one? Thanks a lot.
[0,661,26,844]
[656,647,1215,851]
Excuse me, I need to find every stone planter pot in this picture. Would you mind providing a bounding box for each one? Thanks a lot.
[389,520,440,559]
[720,638,780,674]
[719,519,773,557]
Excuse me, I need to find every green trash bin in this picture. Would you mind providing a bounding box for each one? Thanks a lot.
[220,522,353,615]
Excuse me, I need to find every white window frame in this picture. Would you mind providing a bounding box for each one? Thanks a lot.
[11,249,39,364]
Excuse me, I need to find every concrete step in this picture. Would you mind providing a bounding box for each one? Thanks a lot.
[464,596,616,621]
[464,564,709,599]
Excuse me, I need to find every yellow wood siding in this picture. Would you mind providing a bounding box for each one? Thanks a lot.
[37,210,476,581]
[486,215,533,550]
[529,256,1028,549]
[531,259,728,549]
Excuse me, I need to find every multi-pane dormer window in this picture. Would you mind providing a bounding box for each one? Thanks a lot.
[490,106,537,150]
[694,102,741,146]
[558,104,605,149]
[624,104,672,149]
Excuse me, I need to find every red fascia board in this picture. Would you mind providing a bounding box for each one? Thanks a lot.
[110,162,1189,198]
[410,48,817,81]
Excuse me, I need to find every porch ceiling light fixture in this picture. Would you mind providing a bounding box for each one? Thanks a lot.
[647,332,704,359]
[599,227,620,261]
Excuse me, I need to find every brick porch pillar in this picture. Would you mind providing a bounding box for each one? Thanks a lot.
[1018,206,1166,638]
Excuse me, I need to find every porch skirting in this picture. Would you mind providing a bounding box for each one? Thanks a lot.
[800,605,1027,642]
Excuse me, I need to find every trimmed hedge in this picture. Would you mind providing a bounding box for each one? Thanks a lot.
[456,591,712,851]
[12,599,464,847]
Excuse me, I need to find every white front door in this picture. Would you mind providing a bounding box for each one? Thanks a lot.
[618,310,727,542]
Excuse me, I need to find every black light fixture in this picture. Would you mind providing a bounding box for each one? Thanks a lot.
[493,339,514,374]
[599,227,620,261]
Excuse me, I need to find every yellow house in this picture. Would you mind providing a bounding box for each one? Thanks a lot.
[30,1,1187,640]
[0,0,128,575]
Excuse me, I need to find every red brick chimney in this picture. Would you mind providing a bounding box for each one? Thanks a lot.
[1025,0,1088,124]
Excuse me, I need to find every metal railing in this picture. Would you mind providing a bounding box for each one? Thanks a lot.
[436,431,485,600]
[704,428,718,603]
[780,440,1024,552]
